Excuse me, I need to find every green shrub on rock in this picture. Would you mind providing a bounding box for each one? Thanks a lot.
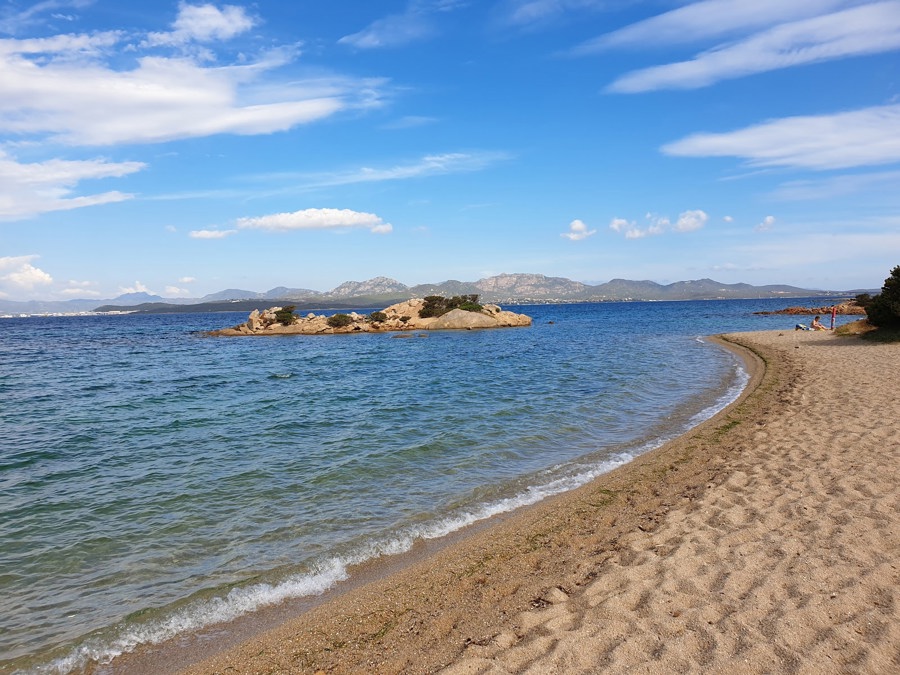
[326,313,354,328]
[368,311,388,323]
[274,305,297,326]
[419,294,483,318]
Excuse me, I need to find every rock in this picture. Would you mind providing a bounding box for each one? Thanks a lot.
[247,309,261,330]
[208,298,532,336]
[430,308,502,330]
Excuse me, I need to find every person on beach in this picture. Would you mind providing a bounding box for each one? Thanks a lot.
[811,315,828,330]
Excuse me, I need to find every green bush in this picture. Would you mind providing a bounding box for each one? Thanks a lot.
[865,265,900,329]
[368,311,388,323]
[326,313,353,328]
[274,305,297,326]
[419,294,483,318]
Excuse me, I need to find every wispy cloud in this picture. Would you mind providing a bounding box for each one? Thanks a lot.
[561,218,597,240]
[0,150,143,220]
[501,0,609,28]
[59,279,99,297]
[662,103,900,170]
[236,208,393,234]
[573,0,855,53]
[771,169,900,199]
[380,115,439,130]
[734,228,900,274]
[339,1,466,49]
[261,151,511,189]
[0,5,384,146]
[593,1,900,93]
[0,0,93,36]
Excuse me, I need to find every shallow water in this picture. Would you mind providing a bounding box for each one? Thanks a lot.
[0,299,852,672]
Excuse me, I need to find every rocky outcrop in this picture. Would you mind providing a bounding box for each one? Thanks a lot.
[754,300,865,316]
[209,299,532,336]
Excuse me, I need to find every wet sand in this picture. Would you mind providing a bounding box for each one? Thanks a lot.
[177,330,899,674]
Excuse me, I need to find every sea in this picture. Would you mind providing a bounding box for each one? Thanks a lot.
[0,298,855,673]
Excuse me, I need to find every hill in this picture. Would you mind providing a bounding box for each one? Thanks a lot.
[78,273,850,315]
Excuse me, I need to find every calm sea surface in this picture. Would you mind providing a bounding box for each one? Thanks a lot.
[0,299,852,673]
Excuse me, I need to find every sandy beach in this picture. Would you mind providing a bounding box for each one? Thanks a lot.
[175,329,899,674]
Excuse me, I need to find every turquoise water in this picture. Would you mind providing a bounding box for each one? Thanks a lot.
[0,299,850,673]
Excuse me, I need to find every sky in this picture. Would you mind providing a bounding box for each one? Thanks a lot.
[1,0,899,301]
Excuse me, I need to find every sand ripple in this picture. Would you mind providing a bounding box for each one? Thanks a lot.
[445,331,900,674]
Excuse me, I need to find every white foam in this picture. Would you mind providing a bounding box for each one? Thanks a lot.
[688,339,749,426]
[38,561,348,674]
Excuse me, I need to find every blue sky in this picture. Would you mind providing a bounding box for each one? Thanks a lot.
[1,0,899,300]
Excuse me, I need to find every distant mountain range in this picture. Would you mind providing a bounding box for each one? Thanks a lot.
[1,273,866,315]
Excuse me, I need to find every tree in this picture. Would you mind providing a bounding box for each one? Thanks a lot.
[865,265,900,329]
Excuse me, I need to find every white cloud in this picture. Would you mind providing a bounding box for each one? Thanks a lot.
[118,281,153,294]
[144,3,257,48]
[179,276,197,283]
[237,208,393,234]
[756,215,776,231]
[610,210,708,238]
[0,15,383,146]
[0,255,53,291]
[561,218,597,240]
[675,209,708,232]
[0,150,143,220]
[662,103,900,170]
[189,228,237,239]
[723,215,734,222]
[164,285,192,296]
[605,1,900,92]
[609,217,653,239]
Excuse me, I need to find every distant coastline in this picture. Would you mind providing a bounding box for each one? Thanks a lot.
[2,273,868,317]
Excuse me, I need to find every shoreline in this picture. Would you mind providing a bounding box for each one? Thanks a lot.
[91,334,752,675]
[168,333,767,673]
[115,334,766,674]
[116,329,899,672]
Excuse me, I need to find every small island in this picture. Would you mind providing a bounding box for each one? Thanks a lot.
[208,295,532,336]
